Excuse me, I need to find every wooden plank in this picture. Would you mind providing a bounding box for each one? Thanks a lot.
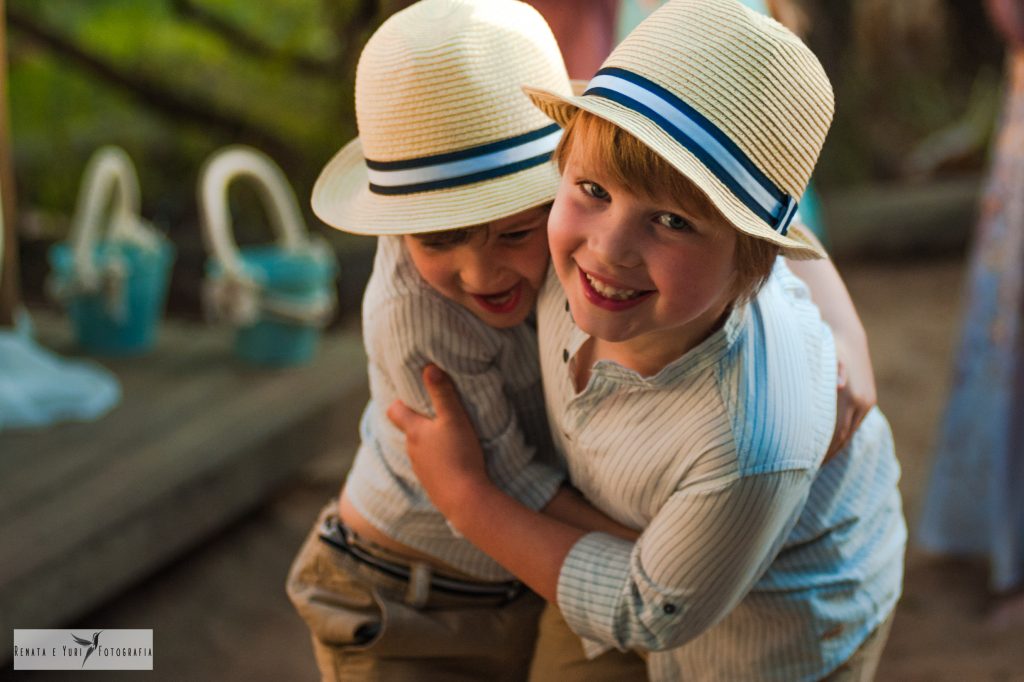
[0,319,366,574]
[0,311,368,661]
[0,364,249,513]
[0,314,229,475]
[0,316,221,476]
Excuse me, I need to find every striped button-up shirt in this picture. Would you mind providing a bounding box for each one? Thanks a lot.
[344,236,564,580]
[539,260,906,681]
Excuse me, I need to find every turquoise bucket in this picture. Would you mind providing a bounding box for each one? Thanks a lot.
[200,146,338,367]
[48,146,176,356]
[206,244,336,366]
[49,239,175,355]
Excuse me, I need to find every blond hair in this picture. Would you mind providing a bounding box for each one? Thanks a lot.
[554,111,778,303]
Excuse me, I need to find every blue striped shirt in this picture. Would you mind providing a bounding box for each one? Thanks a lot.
[343,236,564,580]
[538,260,906,680]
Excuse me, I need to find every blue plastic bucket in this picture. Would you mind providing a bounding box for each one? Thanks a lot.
[200,146,338,367]
[49,146,175,356]
[49,239,176,356]
[206,244,336,366]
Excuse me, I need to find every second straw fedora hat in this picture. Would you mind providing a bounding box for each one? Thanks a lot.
[525,0,833,259]
[312,0,572,236]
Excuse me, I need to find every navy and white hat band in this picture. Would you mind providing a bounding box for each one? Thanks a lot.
[584,67,798,236]
[365,123,562,196]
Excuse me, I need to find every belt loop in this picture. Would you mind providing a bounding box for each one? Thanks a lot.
[340,520,355,545]
[406,562,432,608]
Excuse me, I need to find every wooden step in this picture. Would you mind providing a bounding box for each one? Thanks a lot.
[0,311,367,662]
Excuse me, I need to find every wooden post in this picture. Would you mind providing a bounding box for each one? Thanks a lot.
[0,0,21,327]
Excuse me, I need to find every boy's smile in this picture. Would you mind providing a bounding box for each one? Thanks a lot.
[404,206,550,329]
[578,267,654,309]
[549,149,738,373]
[471,282,525,314]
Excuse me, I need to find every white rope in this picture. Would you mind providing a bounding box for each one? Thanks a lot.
[68,147,165,290]
[50,147,170,322]
[198,147,338,329]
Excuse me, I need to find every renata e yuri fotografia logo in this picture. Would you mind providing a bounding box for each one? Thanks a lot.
[12,629,153,670]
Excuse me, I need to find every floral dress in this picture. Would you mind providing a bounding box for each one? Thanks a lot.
[918,2,1024,592]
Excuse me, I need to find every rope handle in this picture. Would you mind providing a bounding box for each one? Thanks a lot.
[69,146,159,288]
[198,145,309,280]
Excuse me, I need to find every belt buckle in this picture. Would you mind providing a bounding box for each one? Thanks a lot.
[504,581,523,603]
[318,515,348,550]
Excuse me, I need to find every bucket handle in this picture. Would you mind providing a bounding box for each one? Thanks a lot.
[198,145,308,281]
[69,146,155,288]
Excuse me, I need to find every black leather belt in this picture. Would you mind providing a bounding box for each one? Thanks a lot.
[318,515,524,601]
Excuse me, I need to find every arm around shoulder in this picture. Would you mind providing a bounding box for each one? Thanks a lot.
[784,228,877,459]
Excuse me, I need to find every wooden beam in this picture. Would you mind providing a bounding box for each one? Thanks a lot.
[0,315,369,662]
[0,0,21,327]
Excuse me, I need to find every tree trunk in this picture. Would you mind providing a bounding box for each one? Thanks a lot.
[0,0,21,328]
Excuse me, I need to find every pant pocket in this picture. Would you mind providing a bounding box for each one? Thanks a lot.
[286,520,383,649]
[366,588,543,664]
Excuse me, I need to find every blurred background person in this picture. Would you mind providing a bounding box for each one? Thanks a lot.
[526,1,618,79]
[918,0,1024,630]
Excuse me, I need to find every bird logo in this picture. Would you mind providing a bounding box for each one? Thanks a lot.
[70,631,102,668]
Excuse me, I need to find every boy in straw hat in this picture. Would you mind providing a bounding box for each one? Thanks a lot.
[287,1,647,679]
[388,0,905,680]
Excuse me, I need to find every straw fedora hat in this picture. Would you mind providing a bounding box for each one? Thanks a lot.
[525,0,833,259]
[312,0,572,235]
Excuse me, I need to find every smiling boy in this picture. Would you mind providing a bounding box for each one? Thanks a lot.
[402,209,550,329]
[389,1,906,680]
[285,2,642,679]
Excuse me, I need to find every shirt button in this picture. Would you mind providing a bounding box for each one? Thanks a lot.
[565,301,570,312]
[562,349,569,363]
[663,603,677,615]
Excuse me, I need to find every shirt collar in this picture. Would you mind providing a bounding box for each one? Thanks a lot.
[567,302,747,389]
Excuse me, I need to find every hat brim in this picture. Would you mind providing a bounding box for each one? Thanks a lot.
[523,86,825,261]
[311,137,561,236]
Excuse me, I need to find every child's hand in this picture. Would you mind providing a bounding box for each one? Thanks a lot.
[826,334,877,462]
[387,364,493,518]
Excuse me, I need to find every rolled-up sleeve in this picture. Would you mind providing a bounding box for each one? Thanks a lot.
[557,469,814,651]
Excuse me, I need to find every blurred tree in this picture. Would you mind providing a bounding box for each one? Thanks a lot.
[804,0,1004,185]
[7,0,380,216]
[5,0,390,313]
[1,0,20,325]
[1,0,1011,317]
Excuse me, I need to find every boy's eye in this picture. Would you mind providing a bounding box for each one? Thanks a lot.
[500,228,534,242]
[418,240,457,252]
[578,180,610,200]
[656,213,693,232]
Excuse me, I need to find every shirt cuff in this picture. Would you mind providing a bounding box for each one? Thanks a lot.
[556,531,634,647]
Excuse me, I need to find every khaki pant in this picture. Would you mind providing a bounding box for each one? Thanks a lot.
[528,602,895,682]
[286,502,544,681]
[821,613,894,682]
[528,603,647,682]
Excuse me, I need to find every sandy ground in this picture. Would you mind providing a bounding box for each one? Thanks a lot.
[7,255,1024,681]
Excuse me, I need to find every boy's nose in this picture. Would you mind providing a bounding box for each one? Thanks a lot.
[591,214,641,269]
[460,253,504,291]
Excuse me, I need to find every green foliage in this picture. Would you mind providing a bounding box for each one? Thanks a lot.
[6,0,1008,272]
[8,0,364,242]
